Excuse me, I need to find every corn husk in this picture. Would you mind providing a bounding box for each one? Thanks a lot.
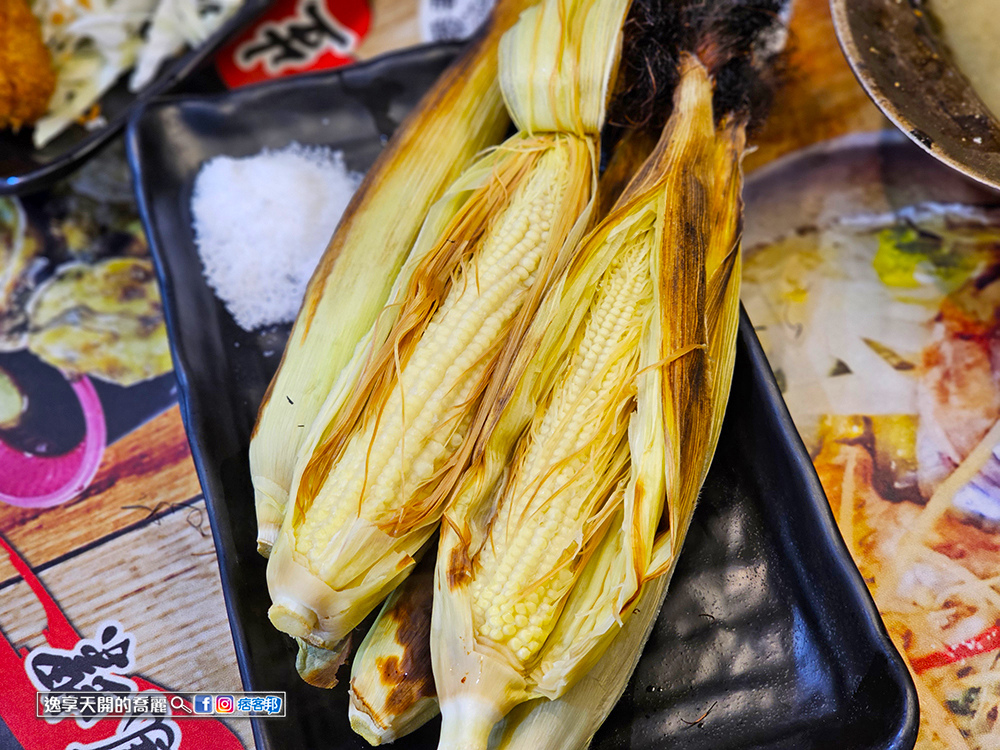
[248,0,534,558]
[348,552,437,745]
[431,57,746,749]
[265,138,594,652]
[265,0,631,661]
[343,125,658,746]
[295,637,352,689]
[491,572,669,750]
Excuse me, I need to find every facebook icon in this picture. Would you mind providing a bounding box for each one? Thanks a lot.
[193,695,215,714]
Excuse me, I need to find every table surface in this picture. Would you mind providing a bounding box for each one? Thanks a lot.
[0,0,898,748]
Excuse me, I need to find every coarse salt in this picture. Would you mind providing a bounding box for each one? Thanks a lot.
[191,142,363,331]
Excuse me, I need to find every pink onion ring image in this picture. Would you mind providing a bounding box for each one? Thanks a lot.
[0,375,106,508]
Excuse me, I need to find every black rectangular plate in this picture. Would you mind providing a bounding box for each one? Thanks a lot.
[0,0,271,196]
[127,43,919,750]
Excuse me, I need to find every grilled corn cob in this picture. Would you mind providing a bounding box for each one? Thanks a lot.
[494,82,745,750]
[249,0,533,558]
[345,127,658,746]
[265,0,631,660]
[431,57,745,749]
[491,570,670,750]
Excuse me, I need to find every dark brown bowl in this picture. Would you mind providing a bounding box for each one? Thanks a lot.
[830,0,1000,191]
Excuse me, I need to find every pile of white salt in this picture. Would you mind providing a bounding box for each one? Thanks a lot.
[191,143,363,331]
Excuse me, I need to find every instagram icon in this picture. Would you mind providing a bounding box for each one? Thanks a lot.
[215,695,235,714]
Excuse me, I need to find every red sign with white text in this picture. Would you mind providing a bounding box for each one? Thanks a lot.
[0,535,246,750]
[216,0,372,87]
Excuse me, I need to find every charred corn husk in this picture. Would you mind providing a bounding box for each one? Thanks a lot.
[265,0,631,658]
[431,58,745,749]
[249,0,533,558]
[349,552,437,745]
[593,129,660,222]
[347,564,674,749]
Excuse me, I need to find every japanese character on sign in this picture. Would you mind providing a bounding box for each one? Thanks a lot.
[26,621,137,693]
[236,0,355,74]
[25,621,138,728]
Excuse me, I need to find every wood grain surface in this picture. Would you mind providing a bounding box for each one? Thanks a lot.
[358,0,420,59]
[0,406,201,585]
[1,499,253,748]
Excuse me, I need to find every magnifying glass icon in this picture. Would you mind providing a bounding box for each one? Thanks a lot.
[169,696,193,714]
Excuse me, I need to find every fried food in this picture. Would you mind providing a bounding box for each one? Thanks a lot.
[0,0,56,131]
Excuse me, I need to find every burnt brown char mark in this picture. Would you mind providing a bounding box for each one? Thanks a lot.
[376,562,436,714]
[447,541,472,590]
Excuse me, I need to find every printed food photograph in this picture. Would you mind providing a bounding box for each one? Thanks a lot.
[6,0,1000,748]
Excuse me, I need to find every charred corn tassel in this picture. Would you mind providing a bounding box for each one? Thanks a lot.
[349,552,437,745]
[248,0,533,557]
[266,0,631,656]
[432,57,745,749]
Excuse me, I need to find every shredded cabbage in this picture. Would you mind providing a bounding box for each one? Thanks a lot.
[131,0,243,90]
[28,0,243,148]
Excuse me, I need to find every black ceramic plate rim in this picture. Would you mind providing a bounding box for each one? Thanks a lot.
[738,312,918,747]
[126,43,464,750]
[128,61,919,747]
[0,0,272,196]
